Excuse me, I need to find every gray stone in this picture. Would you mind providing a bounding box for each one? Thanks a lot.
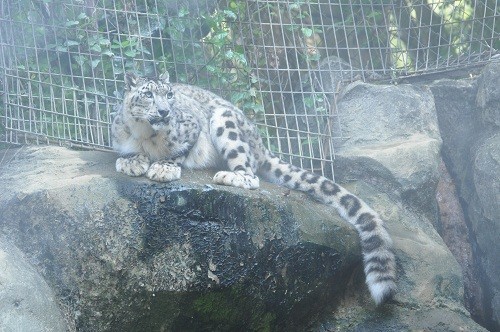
[430,74,500,331]
[336,81,441,148]
[470,133,500,326]
[313,81,486,331]
[335,82,442,218]
[473,133,500,222]
[435,160,485,322]
[429,78,479,177]
[0,237,68,332]
[476,61,500,127]
[0,146,486,331]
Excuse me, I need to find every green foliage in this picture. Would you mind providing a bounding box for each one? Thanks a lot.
[159,1,264,119]
[1,0,497,147]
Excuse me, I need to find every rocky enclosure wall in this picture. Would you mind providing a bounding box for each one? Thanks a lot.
[429,62,500,331]
[0,62,498,331]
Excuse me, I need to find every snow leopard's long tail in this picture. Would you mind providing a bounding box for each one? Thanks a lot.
[259,153,396,305]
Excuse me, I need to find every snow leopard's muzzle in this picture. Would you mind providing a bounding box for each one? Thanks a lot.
[148,109,169,125]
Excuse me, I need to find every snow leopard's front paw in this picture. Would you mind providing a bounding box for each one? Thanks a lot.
[213,171,260,190]
[146,161,182,182]
[116,154,150,176]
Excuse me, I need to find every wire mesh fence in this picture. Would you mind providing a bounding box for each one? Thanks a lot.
[1,0,499,178]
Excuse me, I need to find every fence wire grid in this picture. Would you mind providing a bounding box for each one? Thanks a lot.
[1,0,499,178]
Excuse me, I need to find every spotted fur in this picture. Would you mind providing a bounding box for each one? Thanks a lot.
[112,72,396,305]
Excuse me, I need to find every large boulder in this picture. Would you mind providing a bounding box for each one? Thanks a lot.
[470,133,500,328]
[0,145,485,331]
[0,146,360,331]
[0,236,68,332]
[430,62,500,331]
[435,160,485,323]
[476,61,500,127]
[309,81,486,330]
[335,81,442,219]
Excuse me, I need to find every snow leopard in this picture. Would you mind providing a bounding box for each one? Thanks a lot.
[111,71,396,305]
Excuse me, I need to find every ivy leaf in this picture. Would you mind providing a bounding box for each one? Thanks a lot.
[124,49,137,58]
[74,55,86,66]
[249,87,257,97]
[102,51,114,57]
[64,20,79,27]
[65,40,80,47]
[90,44,102,52]
[77,13,88,20]
[301,27,313,37]
[99,38,111,46]
[223,10,237,21]
[225,49,234,59]
[178,8,189,18]
[119,40,131,48]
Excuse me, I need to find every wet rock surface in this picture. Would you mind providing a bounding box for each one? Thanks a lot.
[0,146,486,331]
[0,147,360,331]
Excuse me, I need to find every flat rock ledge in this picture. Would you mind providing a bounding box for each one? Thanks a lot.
[0,146,486,331]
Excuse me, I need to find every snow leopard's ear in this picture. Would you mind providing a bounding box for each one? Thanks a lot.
[159,71,170,84]
[124,72,138,91]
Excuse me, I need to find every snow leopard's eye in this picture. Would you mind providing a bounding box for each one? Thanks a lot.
[167,91,174,99]
[143,91,153,98]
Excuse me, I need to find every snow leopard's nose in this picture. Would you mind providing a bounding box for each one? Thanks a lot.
[158,109,168,117]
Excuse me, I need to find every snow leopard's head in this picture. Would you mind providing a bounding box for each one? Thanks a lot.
[122,71,175,125]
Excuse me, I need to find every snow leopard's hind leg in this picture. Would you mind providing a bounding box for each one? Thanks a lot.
[210,107,260,189]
